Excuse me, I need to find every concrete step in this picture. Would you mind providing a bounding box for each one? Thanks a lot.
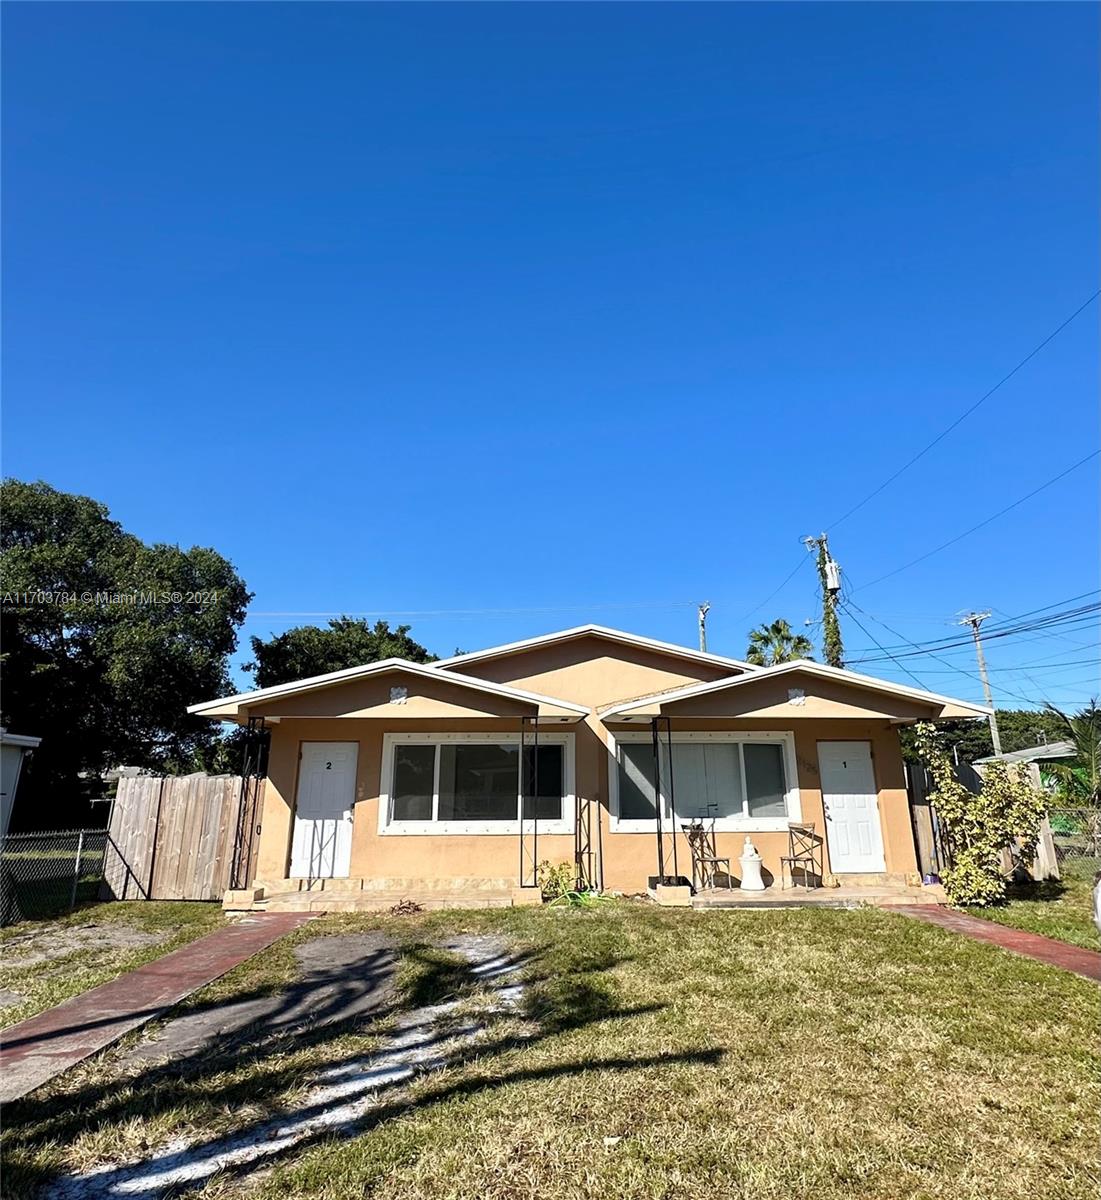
[261,889,518,914]
[256,876,517,895]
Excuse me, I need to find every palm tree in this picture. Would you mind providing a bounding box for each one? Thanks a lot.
[745,618,814,667]
[1042,700,1101,806]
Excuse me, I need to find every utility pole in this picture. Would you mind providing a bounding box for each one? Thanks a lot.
[960,611,1002,755]
[697,602,711,653]
[806,534,844,668]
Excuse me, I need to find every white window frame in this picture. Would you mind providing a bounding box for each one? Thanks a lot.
[606,730,801,833]
[378,731,575,836]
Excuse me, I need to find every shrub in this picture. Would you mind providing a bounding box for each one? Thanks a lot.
[537,860,575,901]
[914,723,1046,907]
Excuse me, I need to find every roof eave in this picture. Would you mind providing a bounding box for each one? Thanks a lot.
[432,624,756,673]
[187,659,590,721]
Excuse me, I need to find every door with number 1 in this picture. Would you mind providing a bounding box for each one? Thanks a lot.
[290,742,357,878]
[818,740,886,873]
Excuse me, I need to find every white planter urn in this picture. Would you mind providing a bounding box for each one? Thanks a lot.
[739,836,766,891]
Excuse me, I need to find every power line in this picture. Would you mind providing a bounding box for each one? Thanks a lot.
[842,599,1048,707]
[825,289,1100,531]
[839,602,931,688]
[846,596,1099,658]
[735,546,813,622]
[246,599,698,620]
[881,657,1101,675]
[849,604,1098,672]
[851,605,1100,661]
[856,451,1100,590]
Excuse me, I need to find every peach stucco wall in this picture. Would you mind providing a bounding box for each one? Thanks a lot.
[249,635,918,890]
[254,719,917,892]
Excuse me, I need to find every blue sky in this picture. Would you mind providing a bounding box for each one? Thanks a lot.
[3,2,1098,709]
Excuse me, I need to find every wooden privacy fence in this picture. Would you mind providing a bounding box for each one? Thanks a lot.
[102,773,257,901]
[905,760,1060,882]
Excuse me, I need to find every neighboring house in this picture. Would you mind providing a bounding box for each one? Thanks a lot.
[972,740,1076,790]
[973,741,1075,768]
[0,729,41,838]
[188,625,987,909]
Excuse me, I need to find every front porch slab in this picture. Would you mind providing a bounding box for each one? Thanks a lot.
[691,883,946,909]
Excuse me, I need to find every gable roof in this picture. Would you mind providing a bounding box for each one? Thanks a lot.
[599,658,990,721]
[188,658,590,721]
[433,624,756,673]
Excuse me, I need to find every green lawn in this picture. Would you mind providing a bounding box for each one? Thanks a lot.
[3,902,1098,1200]
[965,871,1099,951]
[0,900,224,1029]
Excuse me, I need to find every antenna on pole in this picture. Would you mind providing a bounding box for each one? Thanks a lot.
[958,610,1003,755]
[697,602,711,653]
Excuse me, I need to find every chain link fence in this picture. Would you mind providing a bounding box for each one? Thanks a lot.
[1047,807,1101,882]
[0,830,114,926]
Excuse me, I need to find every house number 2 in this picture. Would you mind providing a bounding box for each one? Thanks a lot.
[326,761,332,770]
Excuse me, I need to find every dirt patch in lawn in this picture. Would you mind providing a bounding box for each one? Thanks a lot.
[1,923,168,968]
[0,902,224,1031]
[123,933,399,1066]
[46,936,525,1200]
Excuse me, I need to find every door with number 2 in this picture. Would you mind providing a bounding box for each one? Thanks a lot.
[289,742,357,878]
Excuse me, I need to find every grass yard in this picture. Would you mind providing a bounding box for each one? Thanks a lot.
[3,901,1099,1200]
[965,869,1099,951]
[0,900,224,1029]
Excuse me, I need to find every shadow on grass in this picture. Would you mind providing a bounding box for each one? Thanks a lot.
[1001,880,1071,904]
[2,930,700,1199]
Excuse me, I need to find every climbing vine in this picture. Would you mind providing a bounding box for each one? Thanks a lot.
[815,538,844,668]
[914,722,1046,907]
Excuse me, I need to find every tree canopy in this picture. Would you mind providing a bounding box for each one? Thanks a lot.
[0,480,250,826]
[245,618,437,688]
[898,707,1072,765]
[745,618,814,667]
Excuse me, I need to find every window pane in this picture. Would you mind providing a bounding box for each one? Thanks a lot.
[522,744,564,821]
[438,743,518,821]
[668,743,744,821]
[391,744,435,821]
[744,742,787,818]
[664,743,743,821]
[618,743,658,820]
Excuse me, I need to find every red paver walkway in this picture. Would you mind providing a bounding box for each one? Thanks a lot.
[893,905,1101,982]
[0,912,313,1103]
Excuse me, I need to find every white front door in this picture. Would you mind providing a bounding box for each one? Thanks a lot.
[818,741,886,873]
[289,742,357,878]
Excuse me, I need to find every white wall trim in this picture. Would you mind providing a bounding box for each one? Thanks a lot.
[378,731,576,836]
[605,729,802,834]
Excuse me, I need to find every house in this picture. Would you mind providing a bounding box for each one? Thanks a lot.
[187,625,987,910]
[0,729,41,838]
[972,740,1075,783]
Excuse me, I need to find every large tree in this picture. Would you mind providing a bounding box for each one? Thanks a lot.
[0,480,250,826]
[745,618,814,667]
[245,617,437,689]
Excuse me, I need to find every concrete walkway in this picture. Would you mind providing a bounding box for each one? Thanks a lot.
[0,913,313,1103]
[893,905,1101,981]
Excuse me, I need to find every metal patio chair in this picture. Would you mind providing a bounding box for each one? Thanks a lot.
[780,822,823,890]
[681,817,732,892]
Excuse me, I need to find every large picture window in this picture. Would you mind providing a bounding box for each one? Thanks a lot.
[611,732,798,830]
[381,734,573,834]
